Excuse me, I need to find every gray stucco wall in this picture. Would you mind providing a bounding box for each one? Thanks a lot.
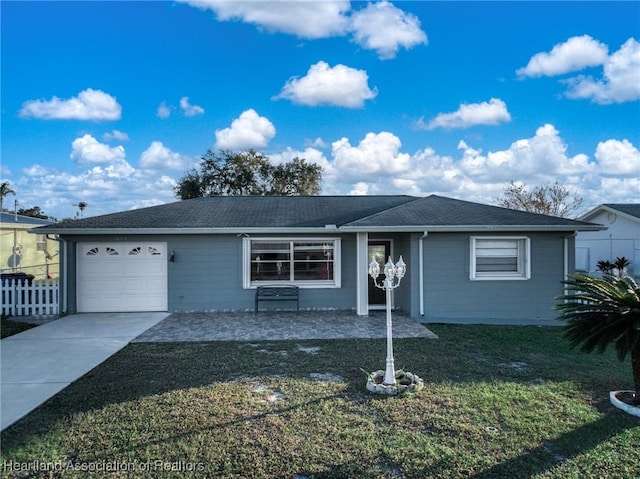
[415,232,574,325]
[62,233,359,313]
[60,231,575,324]
[167,234,358,311]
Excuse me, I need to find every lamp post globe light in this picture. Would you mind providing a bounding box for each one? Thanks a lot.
[368,255,407,386]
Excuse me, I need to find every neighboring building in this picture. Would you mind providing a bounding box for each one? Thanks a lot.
[34,195,603,325]
[576,204,640,277]
[0,212,59,280]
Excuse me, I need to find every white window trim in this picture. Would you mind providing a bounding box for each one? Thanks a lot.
[243,237,341,289]
[470,236,531,281]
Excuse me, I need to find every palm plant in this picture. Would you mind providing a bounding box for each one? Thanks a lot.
[555,273,640,405]
[596,260,614,275]
[0,181,16,212]
[613,256,631,278]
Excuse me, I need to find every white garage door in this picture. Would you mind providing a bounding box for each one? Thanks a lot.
[77,242,168,312]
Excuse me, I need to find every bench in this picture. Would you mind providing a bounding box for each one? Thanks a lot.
[255,285,299,313]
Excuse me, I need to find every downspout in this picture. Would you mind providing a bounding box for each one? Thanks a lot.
[563,231,578,280]
[47,234,67,315]
[419,231,428,316]
[563,232,578,298]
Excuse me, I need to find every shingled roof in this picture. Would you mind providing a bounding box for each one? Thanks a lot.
[34,195,603,234]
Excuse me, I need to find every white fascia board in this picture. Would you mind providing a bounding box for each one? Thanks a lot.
[38,223,607,236]
[45,227,342,236]
[578,204,606,221]
[339,224,607,233]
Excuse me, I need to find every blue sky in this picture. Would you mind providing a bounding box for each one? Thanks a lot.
[2,1,639,220]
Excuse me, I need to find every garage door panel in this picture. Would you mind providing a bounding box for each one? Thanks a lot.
[122,262,144,274]
[142,263,166,275]
[102,263,126,275]
[79,262,104,275]
[77,242,167,313]
[144,278,165,290]
[99,278,123,289]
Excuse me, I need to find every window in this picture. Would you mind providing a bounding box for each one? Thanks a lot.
[36,235,46,252]
[244,238,341,288]
[470,237,530,280]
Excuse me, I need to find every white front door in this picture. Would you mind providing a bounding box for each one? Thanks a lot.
[77,242,168,312]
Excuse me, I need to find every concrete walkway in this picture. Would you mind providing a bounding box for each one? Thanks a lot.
[1,312,169,431]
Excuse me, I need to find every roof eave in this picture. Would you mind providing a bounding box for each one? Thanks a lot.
[35,223,607,236]
[35,226,344,236]
[340,224,607,233]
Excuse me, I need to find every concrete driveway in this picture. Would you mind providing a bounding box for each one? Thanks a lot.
[1,312,169,431]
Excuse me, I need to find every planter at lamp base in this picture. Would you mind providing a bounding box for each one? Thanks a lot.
[609,391,640,417]
[366,370,424,395]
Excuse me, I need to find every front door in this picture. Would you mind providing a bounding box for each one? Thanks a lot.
[368,240,391,309]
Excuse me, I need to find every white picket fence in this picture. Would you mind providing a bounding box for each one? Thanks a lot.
[1,279,59,316]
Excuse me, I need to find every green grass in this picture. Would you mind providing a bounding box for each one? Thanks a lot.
[2,325,639,478]
[1,318,36,339]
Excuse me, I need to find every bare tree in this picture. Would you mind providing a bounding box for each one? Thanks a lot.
[496,181,583,218]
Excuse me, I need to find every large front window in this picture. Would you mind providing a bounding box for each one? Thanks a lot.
[244,238,341,288]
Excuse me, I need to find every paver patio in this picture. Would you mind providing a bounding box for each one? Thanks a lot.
[133,310,438,342]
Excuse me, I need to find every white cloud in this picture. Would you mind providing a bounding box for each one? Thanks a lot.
[349,182,369,195]
[594,177,640,205]
[69,135,135,180]
[268,147,330,170]
[306,137,328,149]
[180,96,205,117]
[518,36,640,104]
[180,0,427,58]
[419,98,511,130]
[215,109,276,150]
[12,139,178,219]
[103,130,130,142]
[564,38,640,104]
[517,35,609,78]
[22,165,51,177]
[594,138,640,175]
[458,124,595,181]
[70,134,126,165]
[276,61,377,108]
[139,141,190,170]
[179,0,351,39]
[19,88,122,121]
[86,161,135,178]
[13,165,177,220]
[157,101,171,119]
[320,125,639,211]
[332,131,410,175]
[349,0,427,59]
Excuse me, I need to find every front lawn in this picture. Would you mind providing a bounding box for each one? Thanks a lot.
[1,325,638,478]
